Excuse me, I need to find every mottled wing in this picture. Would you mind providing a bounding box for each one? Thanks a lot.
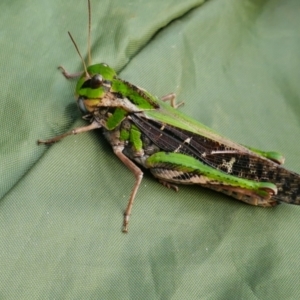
[130,113,300,204]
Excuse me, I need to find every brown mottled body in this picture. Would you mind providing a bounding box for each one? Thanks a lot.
[129,114,300,206]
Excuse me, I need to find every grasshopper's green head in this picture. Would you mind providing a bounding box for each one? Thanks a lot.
[75,63,117,114]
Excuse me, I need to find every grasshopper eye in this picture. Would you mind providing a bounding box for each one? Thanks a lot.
[77,96,88,114]
[90,74,103,89]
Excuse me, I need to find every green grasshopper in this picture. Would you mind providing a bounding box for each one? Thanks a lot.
[38,0,300,232]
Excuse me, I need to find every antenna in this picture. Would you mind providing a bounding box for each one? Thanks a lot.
[65,0,92,78]
[87,0,92,65]
[67,31,89,78]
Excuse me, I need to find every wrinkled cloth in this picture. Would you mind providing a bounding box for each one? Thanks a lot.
[1,0,300,298]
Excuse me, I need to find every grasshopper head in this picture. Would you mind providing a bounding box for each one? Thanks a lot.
[76,63,117,114]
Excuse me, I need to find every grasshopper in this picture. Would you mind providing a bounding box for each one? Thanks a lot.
[38,0,300,232]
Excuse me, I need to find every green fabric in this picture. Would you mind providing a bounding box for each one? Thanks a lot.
[1,0,300,298]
